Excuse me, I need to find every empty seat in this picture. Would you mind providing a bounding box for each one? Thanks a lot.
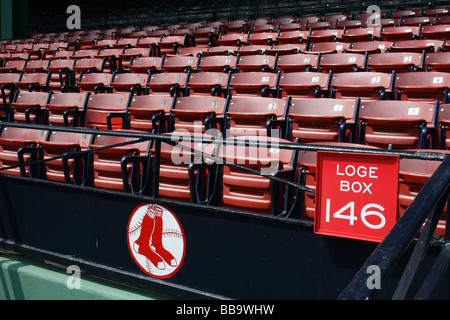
[247,32,278,45]
[158,35,192,55]
[318,53,367,72]
[277,71,330,98]
[129,56,164,73]
[0,73,22,111]
[276,53,319,72]
[219,135,295,214]
[0,126,49,176]
[45,92,89,126]
[286,98,359,143]
[381,26,420,41]
[197,55,238,73]
[170,95,229,133]
[126,94,175,132]
[10,91,50,123]
[236,54,277,72]
[341,27,381,42]
[366,52,424,72]
[0,60,26,73]
[39,130,93,183]
[437,103,450,150]
[47,59,76,92]
[225,96,288,137]
[73,58,106,74]
[389,40,444,53]
[266,43,307,56]
[276,30,309,45]
[395,71,450,103]
[119,47,152,69]
[23,59,50,73]
[308,42,351,54]
[89,132,151,191]
[307,29,344,43]
[68,93,130,130]
[186,71,230,96]
[345,41,392,54]
[147,72,188,96]
[424,52,450,72]
[357,100,438,149]
[109,72,149,94]
[228,71,279,97]
[330,71,394,101]
[156,132,216,202]
[162,55,199,73]
[17,72,50,92]
[76,72,113,93]
[217,33,249,46]
[420,24,450,41]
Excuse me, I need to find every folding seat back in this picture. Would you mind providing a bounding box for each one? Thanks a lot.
[389,39,444,53]
[287,97,359,143]
[236,44,271,56]
[218,135,294,214]
[266,43,306,56]
[341,27,381,42]
[76,72,113,93]
[437,103,450,150]
[47,59,76,92]
[395,71,450,103]
[162,55,199,73]
[92,39,118,49]
[110,72,149,93]
[247,32,278,45]
[358,100,438,149]
[228,71,279,97]
[225,96,288,137]
[330,71,394,101]
[276,53,319,72]
[136,37,160,50]
[276,30,309,45]
[236,54,277,72]
[217,33,249,46]
[171,95,228,133]
[114,38,138,49]
[308,42,351,54]
[318,52,367,72]
[308,29,344,43]
[367,52,424,73]
[345,41,392,54]
[187,71,230,96]
[129,56,164,73]
[83,93,130,130]
[0,126,49,176]
[45,92,89,126]
[225,20,251,33]
[278,71,330,98]
[0,60,26,73]
[147,72,188,96]
[39,130,93,183]
[72,49,99,59]
[197,55,238,73]
[126,94,175,132]
[402,16,437,26]
[424,52,450,72]
[73,58,105,74]
[0,73,22,109]
[155,132,217,202]
[17,72,50,92]
[23,60,50,73]
[202,46,238,56]
[11,91,50,123]
[420,24,450,40]
[89,132,151,191]
[381,26,420,41]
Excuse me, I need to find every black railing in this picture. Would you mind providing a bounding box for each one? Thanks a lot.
[339,154,450,300]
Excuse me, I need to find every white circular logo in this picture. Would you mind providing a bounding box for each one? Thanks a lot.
[127,203,186,279]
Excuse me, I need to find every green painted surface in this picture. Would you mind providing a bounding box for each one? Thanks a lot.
[0,252,168,300]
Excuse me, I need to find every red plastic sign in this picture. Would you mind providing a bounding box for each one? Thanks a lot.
[314,152,399,242]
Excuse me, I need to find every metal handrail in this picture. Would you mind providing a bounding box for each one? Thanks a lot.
[338,155,450,300]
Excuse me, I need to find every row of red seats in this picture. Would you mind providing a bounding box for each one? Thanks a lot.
[3,89,450,150]
[0,124,447,234]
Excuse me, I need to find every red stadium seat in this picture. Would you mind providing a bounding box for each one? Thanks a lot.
[10,91,50,123]
[225,96,288,137]
[186,71,230,96]
[236,54,277,72]
[366,52,424,73]
[197,55,238,73]
[126,94,175,132]
[277,71,330,98]
[286,97,359,143]
[276,53,319,72]
[318,53,367,72]
[147,72,188,96]
[45,92,89,126]
[424,52,450,72]
[357,100,438,149]
[395,71,450,103]
[228,71,279,97]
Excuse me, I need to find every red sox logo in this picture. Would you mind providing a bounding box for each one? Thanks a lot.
[127,203,186,279]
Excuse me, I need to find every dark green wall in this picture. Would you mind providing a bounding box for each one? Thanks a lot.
[1,0,28,40]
